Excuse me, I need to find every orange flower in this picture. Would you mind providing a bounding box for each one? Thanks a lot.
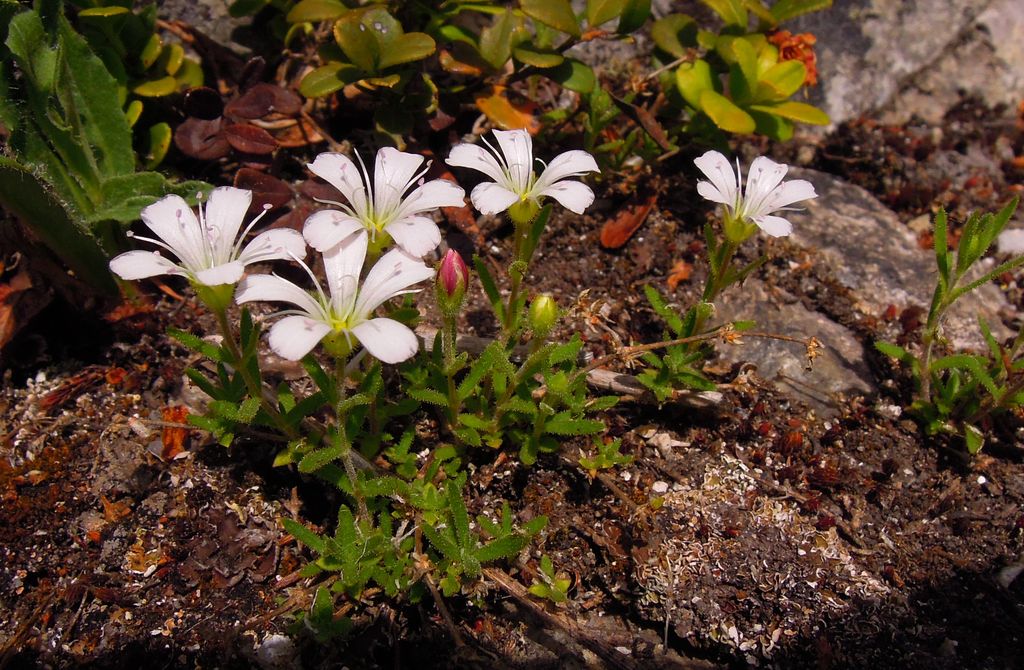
[768,30,819,87]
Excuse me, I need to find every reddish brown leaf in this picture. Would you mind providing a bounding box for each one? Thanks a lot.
[612,96,673,151]
[474,86,540,134]
[224,123,278,155]
[273,118,325,148]
[183,86,224,120]
[101,495,132,522]
[226,83,302,119]
[666,259,693,290]
[0,267,36,350]
[174,117,231,160]
[234,168,293,211]
[600,194,657,249]
[161,406,190,460]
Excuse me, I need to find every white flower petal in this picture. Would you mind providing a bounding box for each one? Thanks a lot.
[694,150,738,209]
[493,129,533,192]
[751,214,793,237]
[351,318,420,364]
[697,180,733,205]
[267,315,332,361]
[395,179,465,219]
[323,232,368,316]
[195,261,245,286]
[109,251,186,280]
[303,209,366,252]
[762,179,817,213]
[238,228,307,265]
[538,181,595,215]
[385,216,441,258]
[204,187,252,261]
[139,194,202,267]
[355,248,434,316]
[307,152,367,208]
[744,156,788,199]
[235,274,324,317]
[374,147,426,212]
[532,150,599,192]
[446,143,508,185]
[470,182,519,215]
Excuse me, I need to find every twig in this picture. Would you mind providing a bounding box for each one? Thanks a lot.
[423,572,465,648]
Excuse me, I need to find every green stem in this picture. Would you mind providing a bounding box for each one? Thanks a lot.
[333,354,368,520]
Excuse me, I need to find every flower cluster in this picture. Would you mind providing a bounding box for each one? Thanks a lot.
[110,130,809,366]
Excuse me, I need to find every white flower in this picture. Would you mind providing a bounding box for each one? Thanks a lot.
[235,234,433,363]
[109,187,306,286]
[446,129,599,216]
[303,147,466,258]
[694,150,817,237]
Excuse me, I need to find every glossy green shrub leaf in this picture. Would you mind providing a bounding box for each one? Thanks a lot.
[749,101,829,125]
[145,122,171,169]
[125,99,143,127]
[378,32,435,70]
[174,58,203,88]
[140,33,161,68]
[479,10,523,69]
[750,109,793,141]
[513,43,563,68]
[132,75,177,96]
[756,60,806,100]
[964,424,984,454]
[771,0,832,22]
[587,0,626,27]
[521,0,581,37]
[299,62,360,97]
[229,0,270,18]
[675,58,714,108]
[700,0,746,27]
[547,58,595,93]
[333,11,378,71]
[617,0,651,33]
[287,0,347,23]
[699,89,755,133]
[651,14,697,58]
[78,6,130,17]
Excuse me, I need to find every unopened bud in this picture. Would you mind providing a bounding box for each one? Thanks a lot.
[435,249,468,317]
[528,294,557,338]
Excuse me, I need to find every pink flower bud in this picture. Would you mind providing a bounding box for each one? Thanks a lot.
[436,249,469,316]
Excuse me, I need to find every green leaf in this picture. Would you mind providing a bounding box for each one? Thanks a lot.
[963,423,984,454]
[650,14,697,58]
[480,10,526,69]
[699,89,756,134]
[286,0,347,23]
[934,209,950,291]
[756,60,806,100]
[78,6,131,18]
[545,416,605,435]
[409,388,449,406]
[229,0,271,18]
[617,0,651,33]
[513,43,564,68]
[299,62,360,98]
[675,58,714,109]
[770,0,832,23]
[333,10,379,72]
[281,518,326,553]
[520,0,581,37]
[476,534,528,563]
[546,58,595,93]
[298,442,345,473]
[144,122,172,169]
[931,354,999,398]
[0,157,116,293]
[700,0,747,27]
[473,256,504,322]
[587,0,626,27]
[749,101,829,125]
[378,32,435,70]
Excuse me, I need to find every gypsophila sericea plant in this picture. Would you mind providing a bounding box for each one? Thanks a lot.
[637,151,818,401]
[877,198,1024,453]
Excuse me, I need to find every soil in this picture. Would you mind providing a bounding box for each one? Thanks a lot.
[3,41,1024,670]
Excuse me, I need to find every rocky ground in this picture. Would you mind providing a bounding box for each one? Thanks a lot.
[2,1,1024,669]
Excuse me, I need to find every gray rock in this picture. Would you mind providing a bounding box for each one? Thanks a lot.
[157,0,253,56]
[714,279,874,417]
[789,0,1005,125]
[881,0,1024,123]
[785,168,1012,348]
